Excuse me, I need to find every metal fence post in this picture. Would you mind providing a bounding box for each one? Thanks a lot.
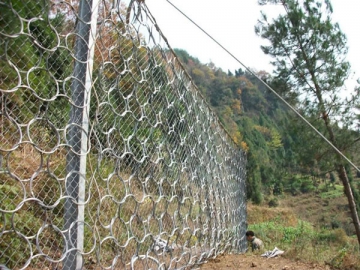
[64,0,98,269]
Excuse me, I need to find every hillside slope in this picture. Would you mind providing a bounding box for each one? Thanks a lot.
[199,192,358,270]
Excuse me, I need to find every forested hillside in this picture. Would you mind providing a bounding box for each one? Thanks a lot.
[173,48,360,208]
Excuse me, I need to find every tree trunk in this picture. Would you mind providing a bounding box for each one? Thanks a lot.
[337,164,360,246]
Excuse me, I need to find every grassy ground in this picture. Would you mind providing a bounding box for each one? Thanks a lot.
[245,188,360,269]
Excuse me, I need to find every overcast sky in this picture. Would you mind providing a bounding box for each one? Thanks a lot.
[146,0,360,91]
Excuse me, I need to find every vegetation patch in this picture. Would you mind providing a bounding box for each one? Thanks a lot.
[320,185,344,199]
[247,199,360,269]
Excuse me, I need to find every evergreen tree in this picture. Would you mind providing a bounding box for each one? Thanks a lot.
[256,0,360,243]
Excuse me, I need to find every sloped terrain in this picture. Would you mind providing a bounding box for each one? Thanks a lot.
[280,190,353,235]
[200,190,360,270]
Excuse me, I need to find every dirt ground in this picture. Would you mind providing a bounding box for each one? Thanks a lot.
[198,253,330,270]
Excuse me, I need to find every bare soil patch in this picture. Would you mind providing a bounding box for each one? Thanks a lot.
[199,253,329,270]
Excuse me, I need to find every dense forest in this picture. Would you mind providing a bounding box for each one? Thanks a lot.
[173,48,360,207]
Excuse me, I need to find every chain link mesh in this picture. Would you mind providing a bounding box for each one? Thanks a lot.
[0,0,247,269]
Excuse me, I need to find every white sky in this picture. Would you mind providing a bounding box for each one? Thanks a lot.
[146,0,360,91]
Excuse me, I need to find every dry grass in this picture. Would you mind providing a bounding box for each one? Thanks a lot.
[247,203,298,226]
[279,192,352,234]
[247,192,360,270]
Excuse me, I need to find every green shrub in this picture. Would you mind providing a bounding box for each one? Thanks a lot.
[300,179,315,193]
[268,198,279,208]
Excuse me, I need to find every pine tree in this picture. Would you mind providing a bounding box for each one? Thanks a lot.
[256,0,360,244]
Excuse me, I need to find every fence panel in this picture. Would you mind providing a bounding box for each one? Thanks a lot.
[0,0,247,269]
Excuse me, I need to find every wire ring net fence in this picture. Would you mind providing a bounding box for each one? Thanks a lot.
[0,0,247,269]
